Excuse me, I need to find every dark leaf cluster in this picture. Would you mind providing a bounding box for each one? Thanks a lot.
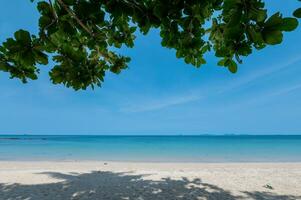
[0,0,300,90]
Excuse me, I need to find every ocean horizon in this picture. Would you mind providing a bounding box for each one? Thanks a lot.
[1,135,301,162]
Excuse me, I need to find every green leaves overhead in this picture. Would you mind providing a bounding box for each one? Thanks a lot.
[0,29,47,82]
[0,0,300,90]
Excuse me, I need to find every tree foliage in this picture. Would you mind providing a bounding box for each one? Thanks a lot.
[0,0,300,90]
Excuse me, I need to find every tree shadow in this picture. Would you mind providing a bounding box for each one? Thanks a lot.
[0,171,300,200]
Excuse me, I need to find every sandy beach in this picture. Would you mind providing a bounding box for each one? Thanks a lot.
[0,162,300,200]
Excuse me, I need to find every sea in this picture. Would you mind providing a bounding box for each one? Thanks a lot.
[0,135,300,162]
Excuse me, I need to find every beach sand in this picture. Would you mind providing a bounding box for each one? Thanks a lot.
[0,161,300,200]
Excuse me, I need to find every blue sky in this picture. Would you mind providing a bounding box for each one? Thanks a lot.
[0,0,301,135]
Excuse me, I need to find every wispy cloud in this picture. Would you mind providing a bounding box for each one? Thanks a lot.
[119,54,301,113]
[218,54,301,94]
[240,82,301,107]
[212,55,301,109]
[120,93,202,113]
[266,83,301,97]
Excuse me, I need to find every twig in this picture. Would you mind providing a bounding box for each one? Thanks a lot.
[57,0,94,37]
[56,0,112,62]
[48,0,58,19]
[122,0,143,12]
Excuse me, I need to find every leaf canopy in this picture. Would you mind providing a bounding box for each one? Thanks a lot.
[0,0,300,90]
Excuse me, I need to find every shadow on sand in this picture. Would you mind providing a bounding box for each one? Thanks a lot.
[0,171,300,200]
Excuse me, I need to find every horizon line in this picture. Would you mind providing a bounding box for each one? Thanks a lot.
[0,134,301,136]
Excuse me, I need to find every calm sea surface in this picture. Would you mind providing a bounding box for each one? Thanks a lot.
[0,135,300,162]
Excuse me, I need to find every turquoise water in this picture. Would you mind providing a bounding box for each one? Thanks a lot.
[0,135,301,162]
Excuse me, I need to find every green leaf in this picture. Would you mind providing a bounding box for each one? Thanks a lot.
[264,12,283,30]
[34,51,48,65]
[154,4,165,18]
[263,30,283,45]
[184,56,191,64]
[228,60,237,73]
[64,0,75,5]
[257,9,267,22]
[39,16,52,29]
[228,9,242,26]
[14,30,31,45]
[217,59,226,66]
[247,26,264,43]
[176,50,182,58]
[215,48,228,57]
[37,2,51,15]
[293,8,301,18]
[280,18,299,32]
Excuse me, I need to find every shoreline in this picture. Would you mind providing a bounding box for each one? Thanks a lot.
[1,158,301,163]
[1,159,301,163]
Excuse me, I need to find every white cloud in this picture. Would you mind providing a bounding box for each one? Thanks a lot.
[119,54,301,114]
[218,54,301,94]
[120,93,202,113]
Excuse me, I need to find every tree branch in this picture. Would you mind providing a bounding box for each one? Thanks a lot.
[56,0,94,37]
[48,0,58,19]
[56,0,115,62]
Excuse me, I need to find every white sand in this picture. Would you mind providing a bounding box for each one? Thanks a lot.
[0,161,301,200]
